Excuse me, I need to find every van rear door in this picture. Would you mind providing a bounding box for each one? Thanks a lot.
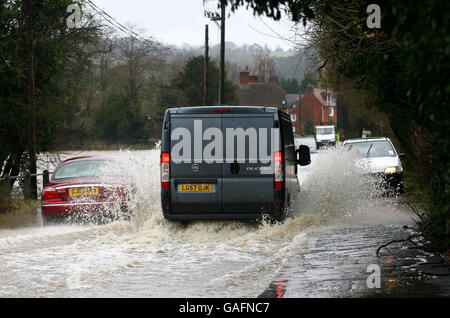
[170,113,222,214]
[221,114,275,214]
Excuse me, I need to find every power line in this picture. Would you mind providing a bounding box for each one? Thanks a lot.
[84,0,194,55]
[84,0,157,46]
[85,0,150,43]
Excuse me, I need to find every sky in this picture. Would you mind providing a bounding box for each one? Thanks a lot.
[91,0,299,50]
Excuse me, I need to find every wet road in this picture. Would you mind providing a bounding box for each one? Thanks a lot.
[261,216,448,298]
[0,138,447,297]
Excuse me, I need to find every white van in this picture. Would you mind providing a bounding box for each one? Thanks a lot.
[315,125,336,149]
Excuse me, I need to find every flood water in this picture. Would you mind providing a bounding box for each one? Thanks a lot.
[0,139,421,297]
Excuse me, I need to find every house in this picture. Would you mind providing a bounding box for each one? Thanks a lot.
[295,87,338,134]
[287,101,301,134]
[284,94,300,108]
[236,66,286,108]
[283,94,300,134]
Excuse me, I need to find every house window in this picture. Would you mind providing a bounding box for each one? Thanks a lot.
[292,127,296,133]
[329,107,334,117]
[290,114,296,122]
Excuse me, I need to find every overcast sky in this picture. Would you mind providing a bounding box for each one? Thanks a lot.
[91,0,299,50]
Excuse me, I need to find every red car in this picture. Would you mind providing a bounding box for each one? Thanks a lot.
[41,155,132,224]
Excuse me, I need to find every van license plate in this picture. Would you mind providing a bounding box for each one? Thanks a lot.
[179,184,212,192]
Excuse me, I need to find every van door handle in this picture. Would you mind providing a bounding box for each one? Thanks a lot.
[230,161,240,175]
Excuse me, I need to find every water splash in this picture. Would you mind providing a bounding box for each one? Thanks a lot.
[63,145,402,231]
[292,147,402,225]
[0,145,411,297]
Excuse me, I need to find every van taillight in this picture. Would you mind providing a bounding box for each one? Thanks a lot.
[274,151,284,189]
[161,152,170,189]
[213,109,230,113]
[42,187,60,200]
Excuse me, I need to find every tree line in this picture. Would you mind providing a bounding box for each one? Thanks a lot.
[0,0,239,198]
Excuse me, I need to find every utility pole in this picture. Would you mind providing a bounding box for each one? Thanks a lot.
[203,24,209,105]
[203,0,225,105]
[25,0,37,199]
[218,0,225,105]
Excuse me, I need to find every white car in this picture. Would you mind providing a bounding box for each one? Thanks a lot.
[342,137,405,193]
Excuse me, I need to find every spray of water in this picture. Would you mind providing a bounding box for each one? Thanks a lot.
[0,145,408,297]
[64,144,401,232]
[291,147,401,225]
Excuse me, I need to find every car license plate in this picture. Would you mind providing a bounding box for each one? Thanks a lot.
[69,187,99,196]
[178,184,212,192]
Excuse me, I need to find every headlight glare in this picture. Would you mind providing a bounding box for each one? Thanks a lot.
[384,166,398,174]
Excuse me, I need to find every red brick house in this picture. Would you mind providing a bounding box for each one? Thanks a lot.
[291,88,338,134]
[236,66,286,108]
[287,102,301,134]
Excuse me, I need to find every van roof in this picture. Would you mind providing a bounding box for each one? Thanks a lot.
[167,106,279,114]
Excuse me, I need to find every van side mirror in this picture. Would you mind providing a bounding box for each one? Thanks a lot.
[297,145,311,166]
[399,153,405,159]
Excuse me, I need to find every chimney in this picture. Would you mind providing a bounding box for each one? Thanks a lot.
[239,66,249,86]
[249,69,259,83]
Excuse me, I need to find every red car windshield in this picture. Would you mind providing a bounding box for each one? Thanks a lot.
[53,160,120,180]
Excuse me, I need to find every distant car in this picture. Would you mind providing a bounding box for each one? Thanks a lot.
[41,156,132,224]
[315,125,336,149]
[342,137,405,194]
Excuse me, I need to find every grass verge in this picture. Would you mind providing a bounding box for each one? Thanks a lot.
[403,170,450,263]
[0,197,41,229]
